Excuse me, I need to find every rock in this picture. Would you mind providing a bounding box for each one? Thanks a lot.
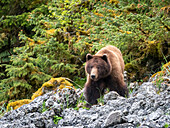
[0,81,169,128]
[104,91,119,103]
[132,82,157,96]
[110,123,135,128]
[103,111,122,127]
[44,118,57,128]
[148,108,163,120]
[129,82,138,90]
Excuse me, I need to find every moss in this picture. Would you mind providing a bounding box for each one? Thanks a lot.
[7,99,32,111]
[151,62,170,78]
[151,62,170,85]
[31,77,75,100]
[151,71,165,78]
[125,63,139,81]
[162,61,170,71]
[7,77,75,111]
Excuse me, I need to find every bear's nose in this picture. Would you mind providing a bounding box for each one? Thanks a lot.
[91,75,95,79]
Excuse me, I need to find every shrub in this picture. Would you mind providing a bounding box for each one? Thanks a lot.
[0,0,169,102]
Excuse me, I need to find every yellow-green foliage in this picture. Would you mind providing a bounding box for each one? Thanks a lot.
[6,77,75,111]
[151,61,170,82]
[150,61,170,88]
[0,0,169,102]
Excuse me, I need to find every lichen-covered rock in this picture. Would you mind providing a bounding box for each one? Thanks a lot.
[149,62,170,92]
[0,81,170,128]
[5,77,75,112]
[32,77,75,100]
[0,86,78,128]
[7,99,32,111]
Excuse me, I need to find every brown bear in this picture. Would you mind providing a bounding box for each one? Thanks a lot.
[84,45,128,105]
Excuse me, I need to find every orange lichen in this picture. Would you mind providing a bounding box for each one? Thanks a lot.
[151,71,165,78]
[94,13,104,17]
[126,31,132,34]
[161,5,170,13]
[162,61,170,71]
[109,0,119,4]
[46,29,56,35]
[7,77,76,111]
[7,99,32,111]
[151,62,170,78]
[31,77,75,100]
[28,37,46,46]
[148,40,155,44]
[105,9,122,17]
[119,29,132,34]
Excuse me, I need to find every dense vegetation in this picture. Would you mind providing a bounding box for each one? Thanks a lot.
[0,0,169,104]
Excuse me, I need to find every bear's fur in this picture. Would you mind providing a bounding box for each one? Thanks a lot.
[84,45,128,105]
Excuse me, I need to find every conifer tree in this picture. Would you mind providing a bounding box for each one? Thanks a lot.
[0,0,169,102]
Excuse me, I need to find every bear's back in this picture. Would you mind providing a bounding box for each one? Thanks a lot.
[96,45,122,56]
[96,45,124,73]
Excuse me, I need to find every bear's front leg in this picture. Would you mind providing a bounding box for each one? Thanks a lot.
[106,75,128,97]
[84,80,105,105]
[84,85,100,105]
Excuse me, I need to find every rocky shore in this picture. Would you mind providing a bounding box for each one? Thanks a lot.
[0,81,169,128]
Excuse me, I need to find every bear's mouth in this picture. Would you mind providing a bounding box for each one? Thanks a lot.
[90,75,99,81]
[91,78,98,81]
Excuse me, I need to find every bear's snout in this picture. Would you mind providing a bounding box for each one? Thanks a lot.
[91,74,96,79]
[90,67,98,81]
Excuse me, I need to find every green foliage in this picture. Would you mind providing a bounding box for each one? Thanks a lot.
[41,101,48,113]
[164,123,169,128]
[73,76,86,89]
[155,66,164,91]
[0,0,48,16]
[0,103,7,118]
[151,61,170,93]
[0,0,169,102]
[53,115,63,125]
[0,0,47,65]
[73,92,89,110]
[97,95,105,105]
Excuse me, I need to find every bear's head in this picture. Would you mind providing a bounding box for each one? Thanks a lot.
[85,54,112,81]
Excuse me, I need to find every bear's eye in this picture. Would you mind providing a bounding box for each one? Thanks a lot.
[97,67,100,69]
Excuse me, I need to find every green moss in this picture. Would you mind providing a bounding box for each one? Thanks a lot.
[125,63,139,81]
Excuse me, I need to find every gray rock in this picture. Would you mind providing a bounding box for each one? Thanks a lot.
[0,81,169,128]
[28,123,36,128]
[132,82,157,96]
[109,123,135,128]
[42,109,55,119]
[104,91,119,103]
[44,118,57,128]
[148,108,163,120]
[103,110,122,127]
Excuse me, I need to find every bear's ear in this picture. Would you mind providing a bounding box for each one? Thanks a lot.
[86,54,93,61]
[102,54,108,62]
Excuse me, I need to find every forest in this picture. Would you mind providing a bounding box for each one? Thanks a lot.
[0,0,169,111]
